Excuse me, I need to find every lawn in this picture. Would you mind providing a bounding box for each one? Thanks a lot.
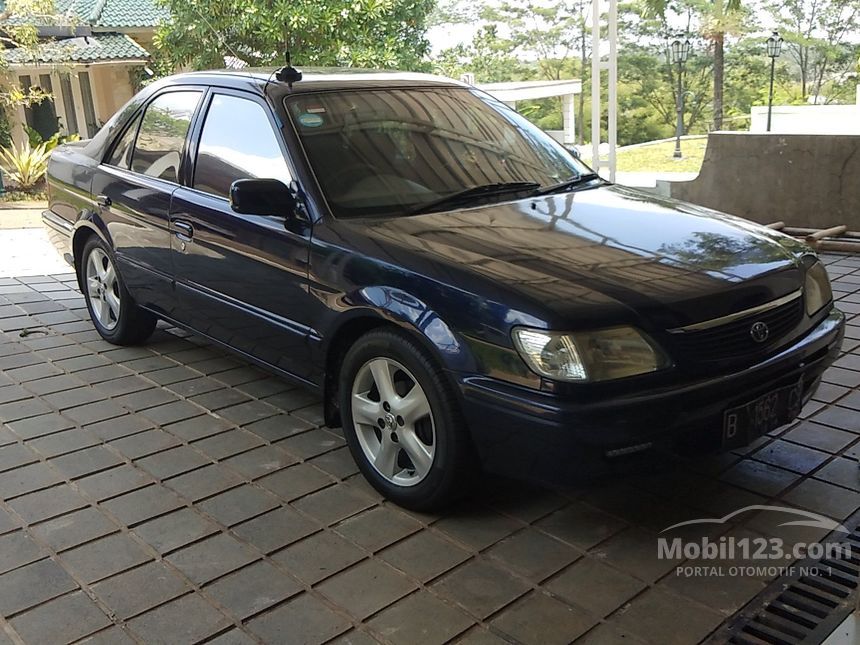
[615,136,708,173]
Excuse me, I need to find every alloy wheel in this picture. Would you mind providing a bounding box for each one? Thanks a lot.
[351,357,436,486]
[85,247,120,330]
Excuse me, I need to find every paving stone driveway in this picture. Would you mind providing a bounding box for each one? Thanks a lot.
[0,254,857,645]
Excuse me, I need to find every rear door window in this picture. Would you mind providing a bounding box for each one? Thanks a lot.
[131,91,201,183]
[193,93,291,199]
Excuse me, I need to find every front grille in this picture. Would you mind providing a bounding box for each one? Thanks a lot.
[669,295,805,363]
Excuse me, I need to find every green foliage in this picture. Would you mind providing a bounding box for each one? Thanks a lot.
[618,43,713,137]
[0,140,52,190]
[0,110,11,150]
[433,26,526,81]
[23,126,80,151]
[154,0,436,71]
[0,188,47,202]
[480,1,589,80]
[767,0,860,102]
[0,0,65,144]
[24,125,41,148]
[430,0,860,152]
[45,132,80,152]
[434,1,590,141]
[0,83,51,110]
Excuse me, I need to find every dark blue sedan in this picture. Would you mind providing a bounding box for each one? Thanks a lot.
[43,68,844,509]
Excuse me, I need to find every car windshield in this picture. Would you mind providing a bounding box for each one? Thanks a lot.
[285,86,590,218]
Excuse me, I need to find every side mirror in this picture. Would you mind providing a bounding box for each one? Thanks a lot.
[567,146,582,160]
[230,178,297,217]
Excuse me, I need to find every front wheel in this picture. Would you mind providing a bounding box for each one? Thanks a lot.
[80,236,157,345]
[339,329,472,510]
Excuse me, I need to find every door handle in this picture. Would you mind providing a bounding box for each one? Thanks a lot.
[96,194,111,208]
[173,220,194,242]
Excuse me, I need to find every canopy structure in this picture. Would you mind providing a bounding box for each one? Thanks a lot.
[476,79,582,147]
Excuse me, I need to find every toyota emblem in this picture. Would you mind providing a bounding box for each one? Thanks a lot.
[750,321,770,343]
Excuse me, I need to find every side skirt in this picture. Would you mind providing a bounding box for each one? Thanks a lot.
[141,307,323,394]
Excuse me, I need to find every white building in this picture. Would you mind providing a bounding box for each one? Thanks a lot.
[750,86,860,135]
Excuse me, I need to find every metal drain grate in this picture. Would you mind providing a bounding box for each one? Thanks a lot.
[712,511,860,644]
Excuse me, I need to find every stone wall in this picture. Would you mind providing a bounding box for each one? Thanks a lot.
[661,132,860,230]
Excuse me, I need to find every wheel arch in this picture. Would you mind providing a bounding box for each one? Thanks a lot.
[320,299,475,428]
[71,214,112,290]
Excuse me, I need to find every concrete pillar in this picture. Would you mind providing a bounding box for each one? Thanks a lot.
[562,93,576,145]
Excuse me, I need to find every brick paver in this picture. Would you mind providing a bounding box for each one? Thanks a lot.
[0,254,856,643]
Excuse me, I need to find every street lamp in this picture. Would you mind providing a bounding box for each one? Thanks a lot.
[766,31,783,132]
[668,34,691,159]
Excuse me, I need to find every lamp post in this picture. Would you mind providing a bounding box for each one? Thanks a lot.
[668,35,691,159]
[766,31,783,132]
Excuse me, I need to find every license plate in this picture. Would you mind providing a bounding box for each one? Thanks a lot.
[722,379,804,449]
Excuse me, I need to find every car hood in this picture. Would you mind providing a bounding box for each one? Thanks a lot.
[342,184,808,329]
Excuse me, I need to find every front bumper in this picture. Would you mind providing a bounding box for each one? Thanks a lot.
[457,307,845,484]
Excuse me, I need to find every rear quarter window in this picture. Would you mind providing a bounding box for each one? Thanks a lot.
[105,114,141,169]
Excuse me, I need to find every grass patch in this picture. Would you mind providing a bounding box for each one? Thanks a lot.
[616,137,707,173]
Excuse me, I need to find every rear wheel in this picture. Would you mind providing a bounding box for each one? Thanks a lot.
[80,236,157,345]
[339,329,472,510]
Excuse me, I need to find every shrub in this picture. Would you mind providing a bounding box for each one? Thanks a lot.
[0,140,52,191]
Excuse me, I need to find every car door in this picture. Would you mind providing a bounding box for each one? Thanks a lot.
[91,89,203,316]
[169,89,315,381]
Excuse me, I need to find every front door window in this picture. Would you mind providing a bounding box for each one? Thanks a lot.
[193,93,291,198]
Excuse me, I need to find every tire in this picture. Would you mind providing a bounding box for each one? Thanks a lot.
[339,328,472,511]
[79,236,157,345]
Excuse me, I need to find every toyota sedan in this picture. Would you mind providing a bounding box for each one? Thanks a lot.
[43,69,845,509]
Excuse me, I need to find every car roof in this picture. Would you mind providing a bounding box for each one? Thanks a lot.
[169,67,468,94]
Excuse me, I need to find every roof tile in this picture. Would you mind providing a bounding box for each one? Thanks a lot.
[1,0,167,28]
[2,32,149,64]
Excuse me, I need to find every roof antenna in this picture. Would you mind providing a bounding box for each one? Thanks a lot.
[275,51,302,89]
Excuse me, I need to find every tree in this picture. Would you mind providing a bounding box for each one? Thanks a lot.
[0,0,64,146]
[154,0,436,71]
[433,25,526,82]
[723,38,788,126]
[480,1,588,81]
[767,0,860,103]
[619,43,713,138]
[473,1,591,141]
[643,0,745,130]
[0,0,58,106]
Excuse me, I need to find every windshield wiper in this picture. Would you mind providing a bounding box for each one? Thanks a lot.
[408,181,540,215]
[532,172,604,196]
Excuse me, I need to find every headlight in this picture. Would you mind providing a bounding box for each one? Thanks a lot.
[511,326,668,383]
[804,261,833,316]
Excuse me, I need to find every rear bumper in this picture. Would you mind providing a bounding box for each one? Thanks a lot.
[42,210,74,266]
[458,307,845,483]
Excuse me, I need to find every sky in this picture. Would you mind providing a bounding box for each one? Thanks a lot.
[427,23,479,54]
